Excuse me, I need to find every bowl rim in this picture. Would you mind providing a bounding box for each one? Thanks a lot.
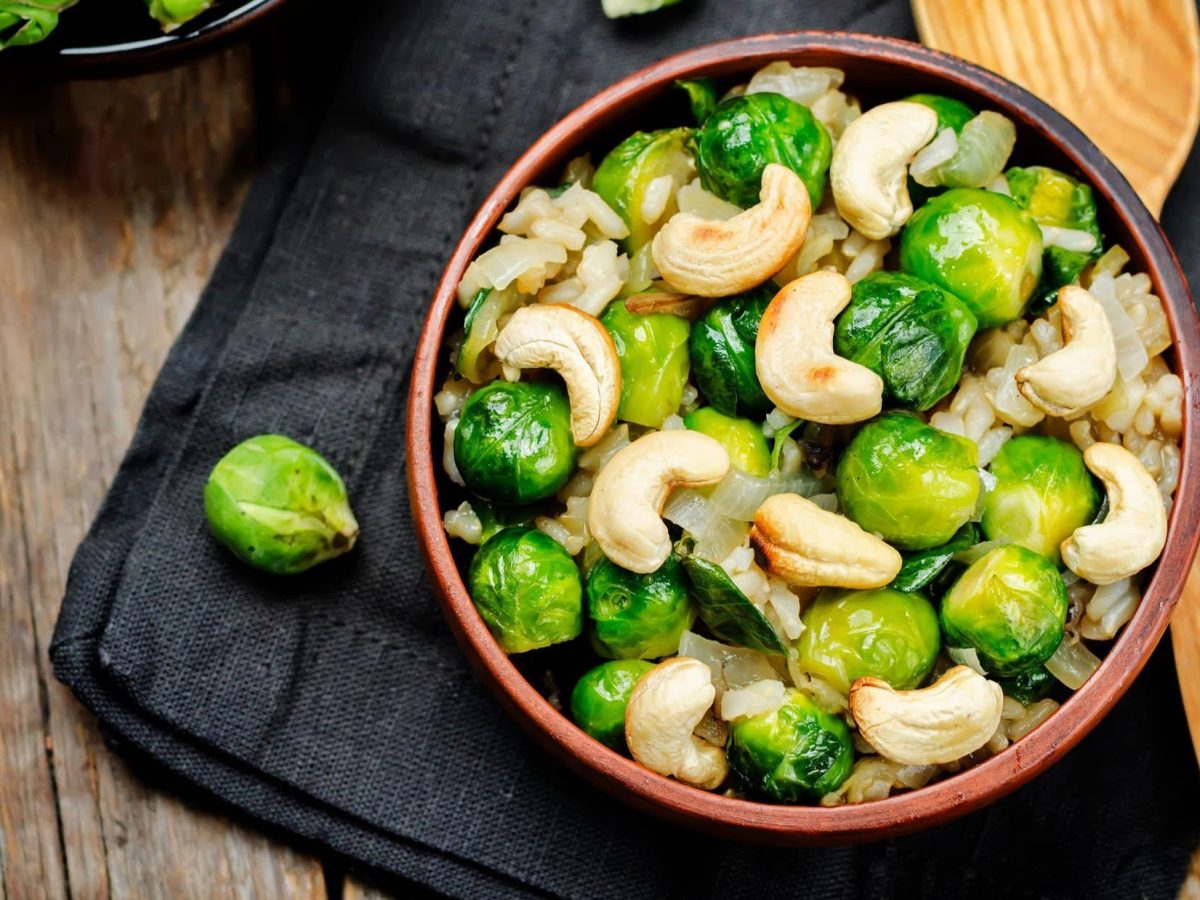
[406,31,1200,843]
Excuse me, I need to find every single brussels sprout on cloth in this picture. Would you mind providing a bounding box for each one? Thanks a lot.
[0,0,73,49]
[694,92,832,208]
[468,528,583,654]
[728,688,854,802]
[899,187,1043,328]
[677,541,788,655]
[587,555,696,659]
[203,434,359,575]
[601,300,690,428]
[980,435,1101,564]
[836,412,980,551]
[592,128,695,252]
[683,407,771,477]
[570,659,655,750]
[941,544,1068,676]
[1006,165,1103,311]
[687,286,774,418]
[997,666,1056,705]
[834,271,978,411]
[890,523,980,593]
[453,380,578,504]
[795,587,941,695]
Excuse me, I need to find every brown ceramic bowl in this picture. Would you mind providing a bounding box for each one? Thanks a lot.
[406,32,1200,843]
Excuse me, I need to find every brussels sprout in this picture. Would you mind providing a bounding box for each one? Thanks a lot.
[592,128,694,252]
[677,544,787,655]
[899,188,1043,328]
[694,92,833,208]
[836,412,980,551]
[454,381,577,504]
[468,528,583,654]
[834,271,978,411]
[904,93,976,132]
[676,78,719,124]
[587,555,695,659]
[728,689,853,802]
[0,1,72,49]
[890,523,980,593]
[941,544,1068,676]
[794,587,940,694]
[980,435,1101,564]
[600,300,690,428]
[204,434,359,575]
[147,0,214,29]
[457,286,523,383]
[570,659,655,750]
[687,286,774,418]
[474,501,539,543]
[683,407,771,477]
[997,666,1056,705]
[1006,165,1103,312]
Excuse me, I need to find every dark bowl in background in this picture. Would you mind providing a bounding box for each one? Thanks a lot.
[406,32,1200,843]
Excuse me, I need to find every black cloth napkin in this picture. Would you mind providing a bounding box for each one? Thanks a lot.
[52,1,1200,897]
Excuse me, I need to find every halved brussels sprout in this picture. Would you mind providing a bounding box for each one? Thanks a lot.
[834,271,978,411]
[587,555,696,659]
[468,527,584,654]
[592,128,695,252]
[890,523,979,593]
[980,435,1101,564]
[601,300,691,428]
[454,381,577,504]
[457,286,523,383]
[677,544,788,656]
[684,407,771,477]
[835,411,980,551]
[694,92,832,208]
[941,544,1068,676]
[570,659,655,750]
[899,188,1043,328]
[687,286,774,418]
[794,587,941,694]
[728,688,853,802]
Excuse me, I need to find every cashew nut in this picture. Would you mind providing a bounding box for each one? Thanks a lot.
[651,163,811,298]
[625,657,728,790]
[755,271,884,424]
[751,493,902,589]
[493,304,621,447]
[1060,442,1167,584]
[830,101,938,240]
[1016,286,1117,416]
[588,430,730,573]
[850,666,1004,766]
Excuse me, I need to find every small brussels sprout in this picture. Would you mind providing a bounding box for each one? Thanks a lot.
[601,300,690,428]
[904,93,976,132]
[899,188,1043,328]
[997,666,1056,705]
[457,286,523,383]
[941,544,1068,676]
[675,78,719,124]
[890,523,980,593]
[795,587,941,694]
[454,381,577,504]
[683,407,771,477]
[570,659,655,750]
[687,286,774,418]
[474,501,539,543]
[836,412,980,551]
[728,688,853,802]
[694,92,833,208]
[834,271,978,411]
[1006,165,1103,311]
[677,543,788,655]
[980,435,1101,564]
[468,528,583,654]
[204,434,358,575]
[587,555,695,659]
[592,128,695,251]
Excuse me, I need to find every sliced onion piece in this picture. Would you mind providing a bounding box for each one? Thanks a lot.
[912,112,1016,189]
[1090,273,1149,381]
[1044,637,1102,690]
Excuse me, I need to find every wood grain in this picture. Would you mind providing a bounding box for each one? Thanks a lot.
[0,49,328,898]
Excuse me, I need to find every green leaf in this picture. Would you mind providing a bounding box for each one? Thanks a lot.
[675,78,718,124]
[677,541,788,655]
[890,523,979,592]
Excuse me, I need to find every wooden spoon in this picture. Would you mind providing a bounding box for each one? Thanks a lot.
[912,0,1200,760]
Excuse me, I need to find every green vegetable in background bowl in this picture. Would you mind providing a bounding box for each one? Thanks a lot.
[587,555,695,659]
[469,527,583,653]
[146,0,213,30]
[570,659,655,750]
[204,434,359,575]
[687,286,774,418]
[0,0,74,49]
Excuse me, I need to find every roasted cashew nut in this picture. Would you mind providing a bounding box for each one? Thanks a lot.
[830,100,938,240]
[1016,286,1117,416]
[493,304,621,447]
[651,163,811,297]
[751,492,901,589]
[850,666,1004,766]
[755,271,884,424]
[625,657,728,790]
[588,430,730,573]
[1060,442,1167,584]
